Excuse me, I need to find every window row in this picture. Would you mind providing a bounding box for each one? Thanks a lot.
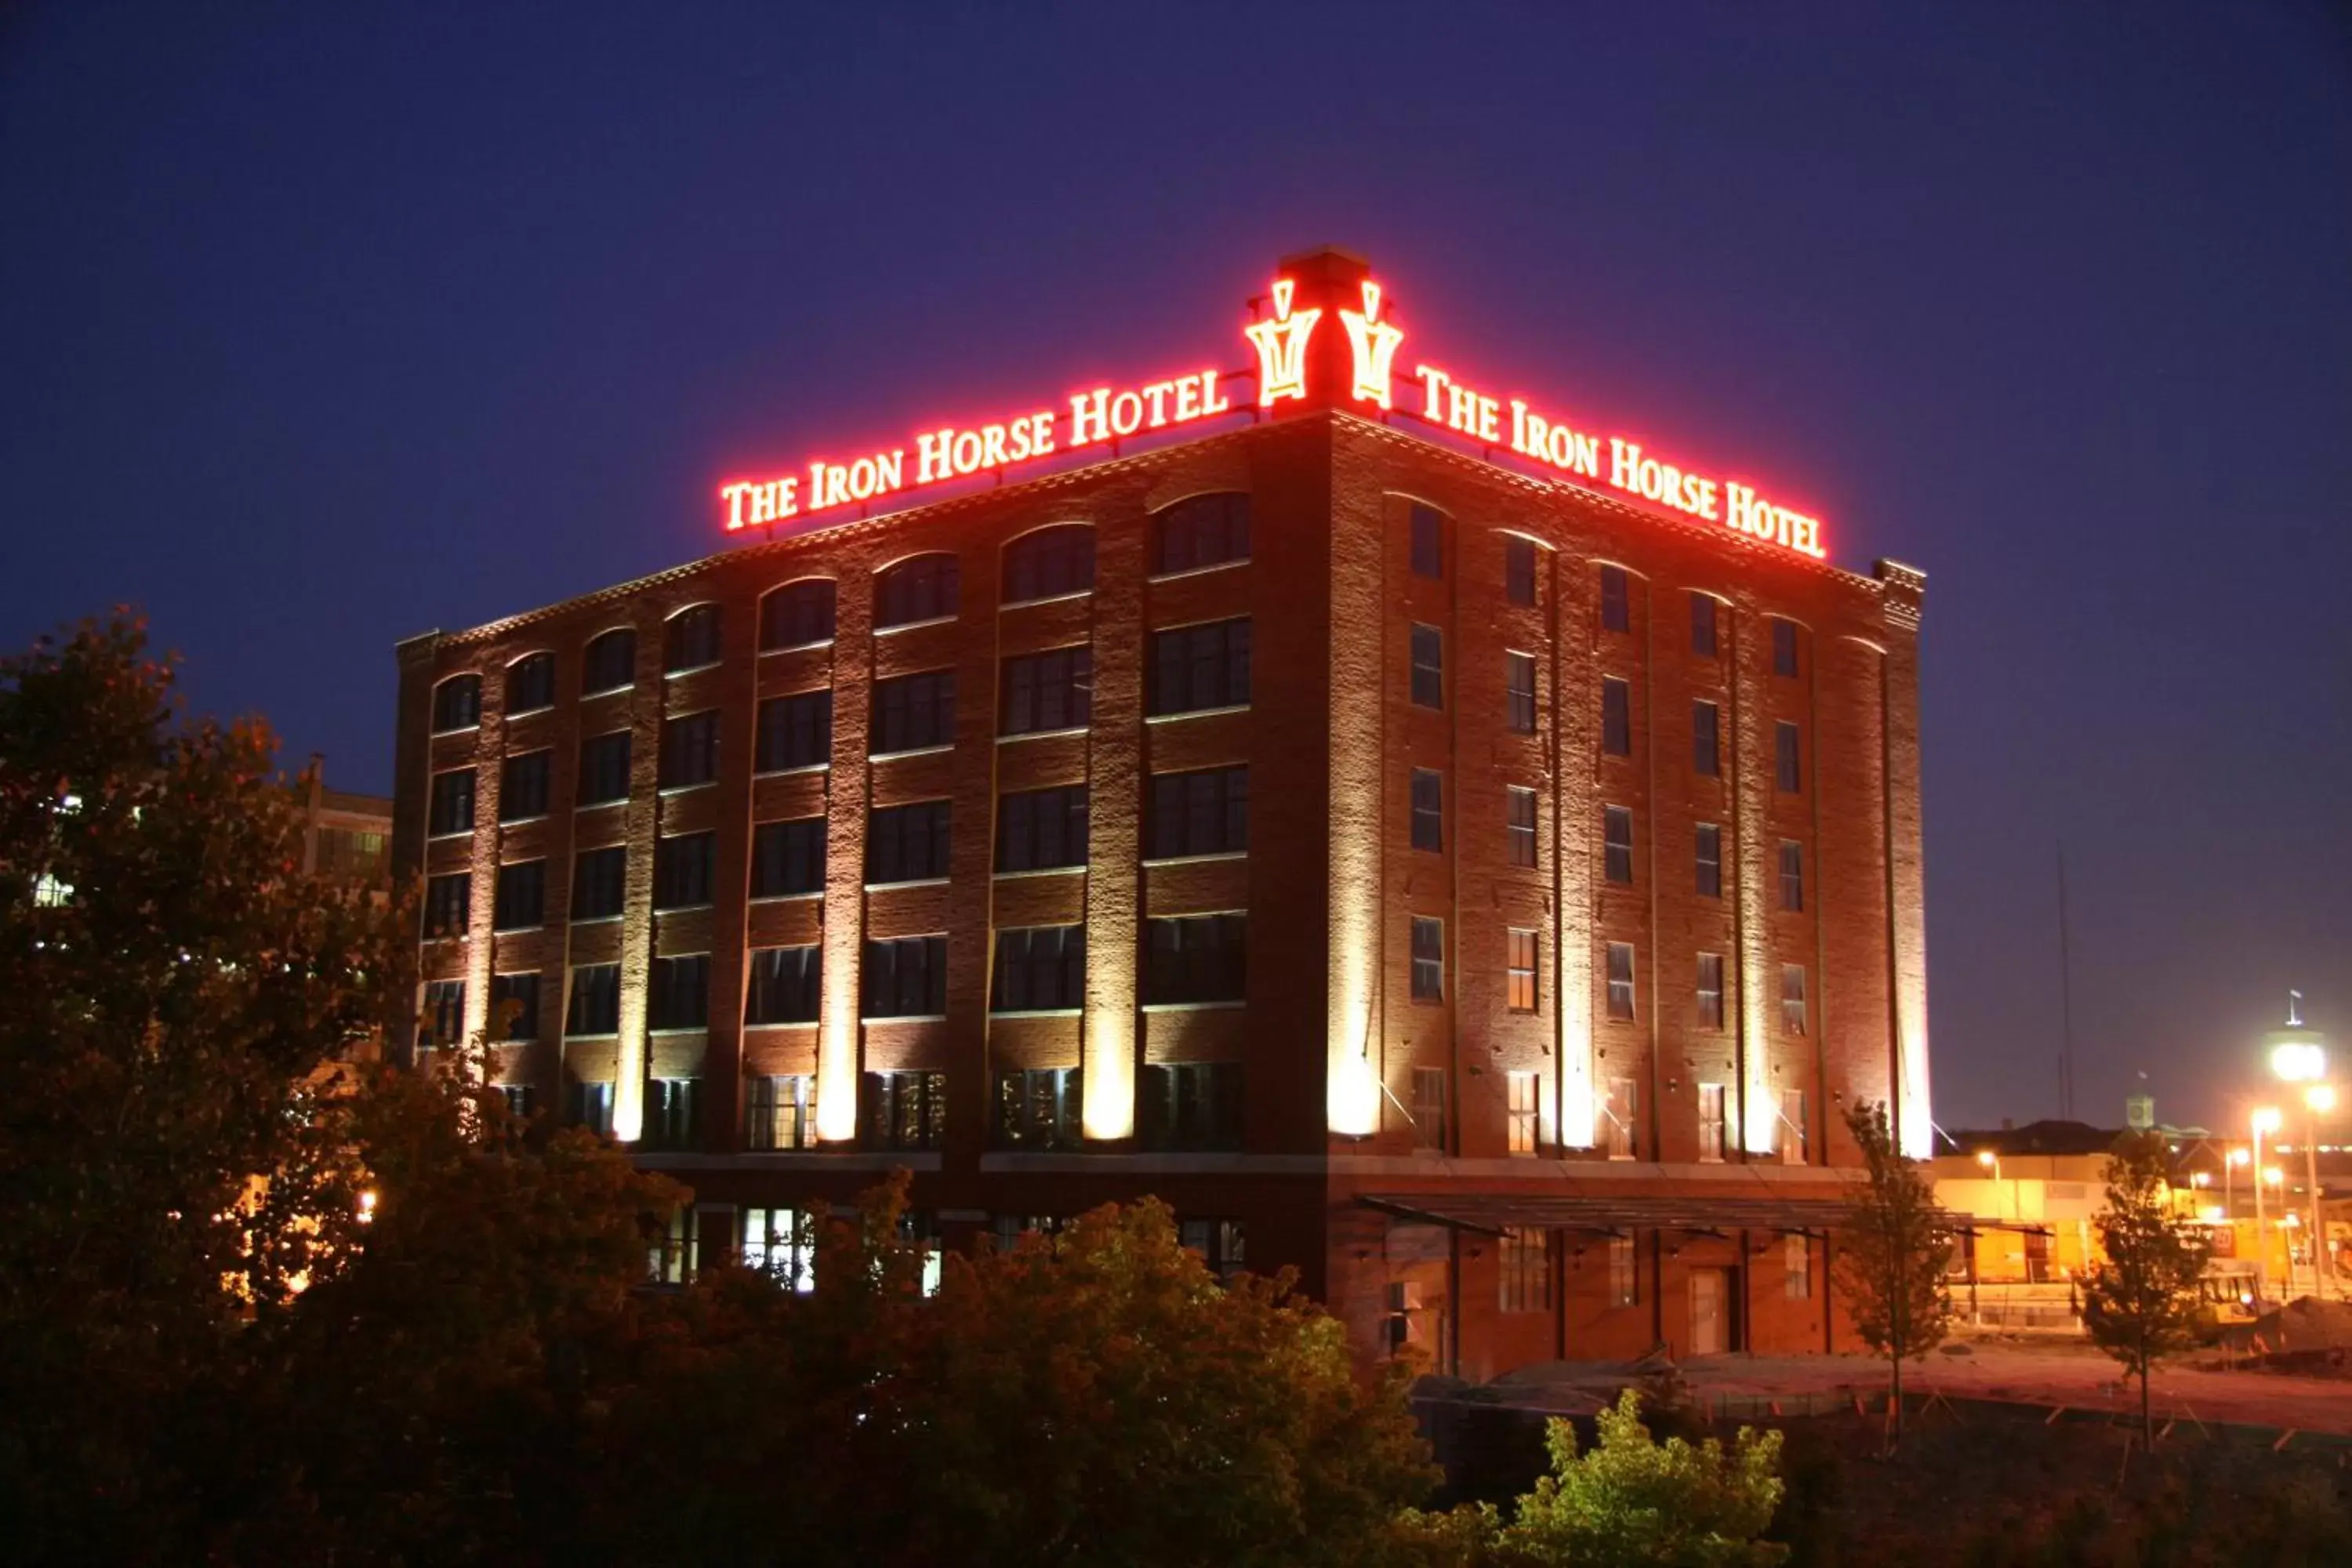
[1398,921,1809,1036]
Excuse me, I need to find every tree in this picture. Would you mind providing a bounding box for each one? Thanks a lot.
[1831,1100,1953,1448]
[2081,1130,2210,1446]
[1497,1391,1787,1567]
[0,612,408,1563]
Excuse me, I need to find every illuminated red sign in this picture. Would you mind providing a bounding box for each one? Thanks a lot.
[720,261,1828,561]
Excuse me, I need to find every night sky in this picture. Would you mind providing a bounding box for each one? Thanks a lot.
[5,4,2347,1134]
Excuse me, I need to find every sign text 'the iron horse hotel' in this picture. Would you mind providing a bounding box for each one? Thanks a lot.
[392,249,1928,1377]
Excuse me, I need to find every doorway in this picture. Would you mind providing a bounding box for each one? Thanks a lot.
[1690,1268,1730,1356]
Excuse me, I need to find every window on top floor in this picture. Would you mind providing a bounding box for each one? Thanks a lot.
[1690,593,1719,658]
[1152,493,1251,575]
[1410,504,1445,579]
[665,604,721,672]
[506,652,555,713]
[583,628,636,694]
[760,580,836,651]
[1002,525,1094,604]
[1599,564,1630,632]
[431,674,481,733]
[1771,617,1799,677]
[1505,536,1538,607]
[876,553,960,629]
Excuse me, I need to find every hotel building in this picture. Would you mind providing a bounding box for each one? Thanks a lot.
[390,249,1929,1377]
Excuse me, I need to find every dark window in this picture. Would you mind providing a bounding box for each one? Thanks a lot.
[867,800,951,884]
[863,935,948,1018]
[1606,942,1636,1022]
[424,873,470,937]
[1693,700,1721,778]
[665,604,721,672]
[1604,805,1634,885]
[1508,928,1538,1013]
[1690,593,1719,658]
[1151,492,1251,575]
[750,818,825,898]
[997,785,1089,873]
[1772,618,1799,677]
[1599,564,1629,632]
[1410,768,1443,852]
[1775,721,1802,793]
[644,1078,702,1150]
[1412,1066,1446,1149]
[1507,786,1537,868]
[490,971,540,1042]
[583,628,636,694]
[995,1068,1082,1150]
[1504,536,1537,607]
[875,553,960,629]
[653,832,715,909]
[429,768,475,836]
[571,845,626,920]
[1410,624,1443,710]
[1780,840,1805,912]
[499,750,551,821]
[1410,503,1444,578]
[649,954,710,1030]
[567,964,619,1036]
[990,924,1086,1012]
[746,1075,815,1151]
[1142,1062,1241,1151]
[872,669,956,753]
[420,979,465,1048]
[1000,645,1092,735]
[1148,766,1247,858]
[1003,525,1094,604]
[1602,677,1631,756]
[499,1083,536,1120]
[1506,652,1537,733]
[1144,913,1247,1004]
[493,861,545,931]
[569,1080,615,1135]
[1696,824,1723,898]
[577,731,630,805]
[1410,916,1444,1001]
[1781,964,1808,1036]
[745,946,822,1025]
[1697,952,1725,1031]
[757,689,833,771]
[865,1070,946,1149]
[760,580,836,651]
[660,710,720,789]
[432,674,481,733]
[1149,618,1251,715]
[506,652,555,713]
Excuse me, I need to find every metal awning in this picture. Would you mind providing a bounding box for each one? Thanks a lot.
[1359,1190,2042,1238]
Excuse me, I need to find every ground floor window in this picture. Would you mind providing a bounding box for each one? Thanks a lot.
[1784,1232,1812,1299]
[1180,1218,1247,1283]
[1609,1233,1639,1307]
[1501,1227,1551,1313]
[742,1207,815,1293]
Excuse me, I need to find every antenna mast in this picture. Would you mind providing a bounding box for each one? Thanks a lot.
[2057,846,2077,1120]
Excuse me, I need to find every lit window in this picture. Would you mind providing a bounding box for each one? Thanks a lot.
[1507,928,1538,1014]
[1780,964,1808,1036]
[1697,1083,1726,1163]
[865,1071,947,1150]
[1507,1071,1539,1156]
[746,1077,816,1151]
[742,1207,815,1291]
[994,1067,1083,1149]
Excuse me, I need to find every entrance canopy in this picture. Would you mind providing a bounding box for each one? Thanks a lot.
[1359,1189,2030,1239]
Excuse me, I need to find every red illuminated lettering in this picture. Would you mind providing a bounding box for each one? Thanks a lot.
[1245,278,1321,407]
[1338,280,1404,408]
[1415,365,1448,421]
[1111,390,1145,437]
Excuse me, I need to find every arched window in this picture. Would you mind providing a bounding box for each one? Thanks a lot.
[431,673,481,733]
[1150,493,1250,575]
[665,604,722,672]
[583,628,636,695]
[875,553,960,630]
[760,579,837,651]
[506,652,556,713]
[1002,524,1094,604]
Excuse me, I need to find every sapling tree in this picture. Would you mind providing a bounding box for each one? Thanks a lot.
[2082,1130,2210,1446]
[1831,1100,1954,1448]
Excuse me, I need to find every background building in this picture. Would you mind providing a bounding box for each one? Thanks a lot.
[389,249,1929,1377]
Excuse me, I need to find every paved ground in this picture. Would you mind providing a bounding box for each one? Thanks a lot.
[1485,1334,2352,1436]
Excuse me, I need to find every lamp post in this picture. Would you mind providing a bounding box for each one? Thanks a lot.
[2254,1108,2282,1302]
[2266,999,2328,1300]
[2306,1084,2336,1297]
[2227,1145,2249,1224]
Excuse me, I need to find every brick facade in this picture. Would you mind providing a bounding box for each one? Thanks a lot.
[392,317,1927,1380]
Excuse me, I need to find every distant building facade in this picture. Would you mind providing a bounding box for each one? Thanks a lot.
[387,249,1930,1377]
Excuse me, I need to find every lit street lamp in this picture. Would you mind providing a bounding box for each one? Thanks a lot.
[2254,1107,2282,1301]
[2306,1083,2336,1295]
[2264,999,2330,1299]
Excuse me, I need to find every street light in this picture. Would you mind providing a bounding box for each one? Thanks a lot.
[2255,1108,2283,1302]
[1976,1149,2009,1221]
[2265,999,2329,1298]
[2304,1083,2336,1294]
[2227,1145,2250,1221]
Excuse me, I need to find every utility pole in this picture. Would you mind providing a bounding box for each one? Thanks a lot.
[2056,847,2076,1120]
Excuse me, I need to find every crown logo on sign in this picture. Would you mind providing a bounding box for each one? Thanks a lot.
[1244,278,1321,408]
[1339,280,1403,409]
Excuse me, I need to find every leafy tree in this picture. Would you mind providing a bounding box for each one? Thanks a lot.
[1499,1391,1787,1567]
[2081,1130,2210,1446]
[1831,1100,1953,1448]
[0,612,407,1563]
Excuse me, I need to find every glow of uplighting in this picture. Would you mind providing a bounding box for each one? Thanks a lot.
[815,1019,859,1144]
[1338,280,1404,408]
[1081,1008,1136,1142]
[1245,278,1320,408]
[1329,1051,1381,1138]
[2272,1041,2327,1083]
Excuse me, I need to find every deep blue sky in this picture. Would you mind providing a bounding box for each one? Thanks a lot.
[5,3,2348,1132]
